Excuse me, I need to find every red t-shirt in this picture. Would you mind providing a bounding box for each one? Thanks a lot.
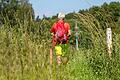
[50,20,70,46]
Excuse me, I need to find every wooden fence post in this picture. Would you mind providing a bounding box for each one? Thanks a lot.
[50,48,52,65]
[106,28,112,59]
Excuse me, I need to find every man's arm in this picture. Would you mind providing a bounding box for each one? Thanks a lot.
[50,23,56,33]
[50,23,57,48]
[65,23,71,36]
[68,30,71,36]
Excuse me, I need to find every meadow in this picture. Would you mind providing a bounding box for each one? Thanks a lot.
[0,1,120,80]
[0,12,120,80]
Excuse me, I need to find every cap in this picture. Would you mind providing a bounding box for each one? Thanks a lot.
[58,12,65,19]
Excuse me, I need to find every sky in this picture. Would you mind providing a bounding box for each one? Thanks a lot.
[29,0,120,18]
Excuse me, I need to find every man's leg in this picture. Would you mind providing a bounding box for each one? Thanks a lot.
[61,44,69,64]
[56,56,62,65]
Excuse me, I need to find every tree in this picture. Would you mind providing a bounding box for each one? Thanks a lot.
[0,0,34,26]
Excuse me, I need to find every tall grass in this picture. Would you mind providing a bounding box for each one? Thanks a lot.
[0,13,120,80]
[74,13,120,80]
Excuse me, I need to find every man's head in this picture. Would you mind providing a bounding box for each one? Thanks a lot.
[58,12,65,19]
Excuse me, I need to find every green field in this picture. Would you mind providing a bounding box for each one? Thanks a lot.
[0,1,120,80]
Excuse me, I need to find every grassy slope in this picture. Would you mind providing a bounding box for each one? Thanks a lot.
[0,25,99,80]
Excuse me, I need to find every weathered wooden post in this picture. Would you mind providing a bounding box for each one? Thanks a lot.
[106,28,112,59]
[75,21,79,50]
[49,48,52,80]
[50,48,52,65]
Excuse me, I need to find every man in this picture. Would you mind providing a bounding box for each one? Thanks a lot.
[50,12,71,65]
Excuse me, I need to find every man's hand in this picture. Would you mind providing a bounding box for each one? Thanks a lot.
[67,30,71,37]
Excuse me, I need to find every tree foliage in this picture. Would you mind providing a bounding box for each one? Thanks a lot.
[0,0,34,26]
